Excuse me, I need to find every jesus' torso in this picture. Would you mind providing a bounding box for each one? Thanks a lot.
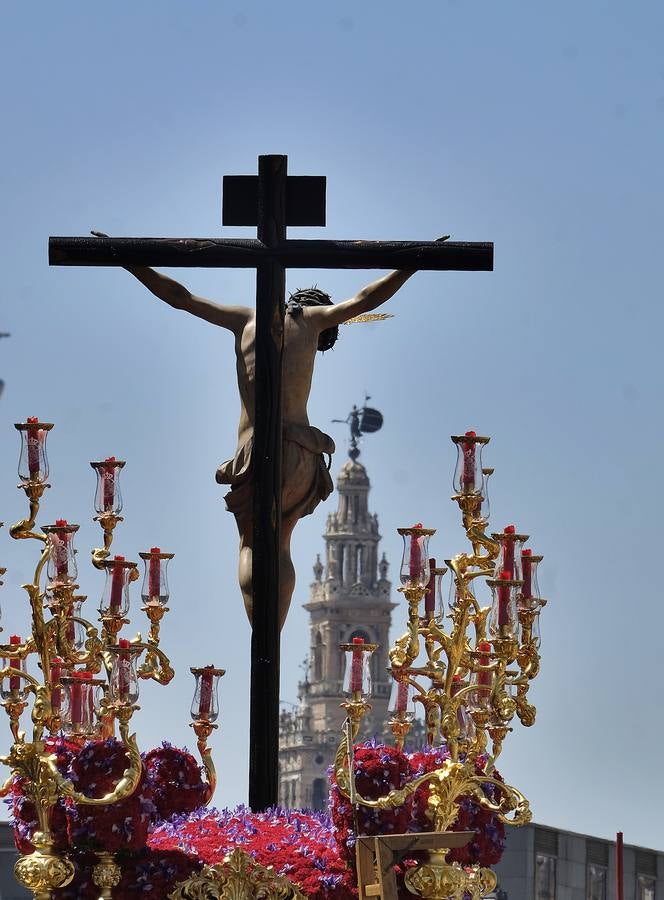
[234,309,320,448]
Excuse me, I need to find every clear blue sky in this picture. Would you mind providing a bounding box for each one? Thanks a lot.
[1,1,663,848]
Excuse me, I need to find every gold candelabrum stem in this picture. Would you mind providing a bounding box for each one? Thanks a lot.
[92,852,121,900]
[388,714,413,752]
[190,719,218,804]
[91,512,123,570]
[137,605,175,685]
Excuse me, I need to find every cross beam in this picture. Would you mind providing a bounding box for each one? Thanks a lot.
[48,155,493,812]
[49,237,492,270]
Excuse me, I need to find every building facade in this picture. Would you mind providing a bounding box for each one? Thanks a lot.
[494,824,663,900]
[278,453,396,810]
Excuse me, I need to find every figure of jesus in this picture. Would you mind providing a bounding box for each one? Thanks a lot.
[101,240,423,629]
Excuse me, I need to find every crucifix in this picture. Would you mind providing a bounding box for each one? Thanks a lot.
[49,154,493,811]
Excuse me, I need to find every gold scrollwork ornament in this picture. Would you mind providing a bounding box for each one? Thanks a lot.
[170,848,305,900]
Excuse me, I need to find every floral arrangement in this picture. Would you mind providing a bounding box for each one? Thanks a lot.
[329,741,506,868]
[144,742,210,819]
[150,806,355,900]
[9,738,505,900]
[66,738,155,853]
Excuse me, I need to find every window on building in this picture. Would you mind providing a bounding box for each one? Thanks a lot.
[313,631,323,681]
[535,854,556,900]
[637,875,656,900]
[587,864,607,900]
[312,778,327,811]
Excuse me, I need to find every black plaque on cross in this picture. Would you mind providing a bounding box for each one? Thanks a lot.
[49,154,493,811]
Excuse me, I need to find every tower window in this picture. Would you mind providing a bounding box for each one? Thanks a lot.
[313,631,323,681]
[356,544,363,580]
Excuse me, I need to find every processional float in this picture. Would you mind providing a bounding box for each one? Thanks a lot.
[0,421,546,900]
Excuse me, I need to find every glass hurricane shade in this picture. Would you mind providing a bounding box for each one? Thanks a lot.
[388,678,413,719]
[1,640,27,699]
[91,458,124,515]
[452,432,485,495]
[190,667,224,722]
[140,550,172,605]
[109,641,140,704]
[341,638,375,696]
[17,420,50,483]
[60,674,103,734]
[398,527,434,588]
[99,557,134,617]
[44,522,79,583]
[488,573,520,638]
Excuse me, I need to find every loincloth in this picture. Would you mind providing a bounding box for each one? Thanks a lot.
[215,423,335,535]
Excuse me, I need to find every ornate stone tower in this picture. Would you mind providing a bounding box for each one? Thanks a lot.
[279,404,396,810]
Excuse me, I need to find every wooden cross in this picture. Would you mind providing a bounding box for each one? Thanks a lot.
[49,154,493,811]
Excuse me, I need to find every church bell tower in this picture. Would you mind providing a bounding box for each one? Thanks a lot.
[279,401,396,809]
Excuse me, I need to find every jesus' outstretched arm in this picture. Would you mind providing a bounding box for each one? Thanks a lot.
[303,235,449,329]
[316,269,416,327]
[91,231,250,333]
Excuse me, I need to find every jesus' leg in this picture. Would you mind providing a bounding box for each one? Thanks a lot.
[278,519,297,631]
[238,531,253,625]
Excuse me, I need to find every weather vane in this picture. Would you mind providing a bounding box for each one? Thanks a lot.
[332,395,383,461]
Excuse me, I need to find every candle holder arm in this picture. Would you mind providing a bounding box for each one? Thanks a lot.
[190,720,217,803]
[9,483,48,543]
[0,772,13,798]
[56,615,104,670]
[464,774,532,827]
[389,586,425,669]
[134,641,174,685]
[44,720,142,807]
[91,513,123,570]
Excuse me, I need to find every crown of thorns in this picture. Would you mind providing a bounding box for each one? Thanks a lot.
[287,288,338,352]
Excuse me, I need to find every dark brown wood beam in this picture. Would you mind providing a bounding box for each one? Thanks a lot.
[49,237,493,271]
[249,155,285,811]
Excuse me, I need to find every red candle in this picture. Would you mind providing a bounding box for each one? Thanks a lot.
[51,657,63,713]
[497,570,511,627]
[522,549,532,599]
[199,666,214,717]
[70,675,82,725]
[477,640,492,688]
[462,430,476,490]
[103,457,116,511]
[82,671,94,724]
[54,519,69,578]
[110,556,125,615]
[350,636,365,693]
[502,525,515,578]
[424,558,436,615]
[9,635,21,691]
[26,417,41,477]
[395,680,409,713]
[117,638,131,700]
[149,548,161,599]
[409,524,423,580]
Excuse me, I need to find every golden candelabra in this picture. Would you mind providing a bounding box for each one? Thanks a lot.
[0,420,222,900]
[334,432,547,900]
